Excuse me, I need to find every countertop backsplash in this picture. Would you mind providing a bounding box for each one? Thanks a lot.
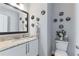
[0,33,29,41]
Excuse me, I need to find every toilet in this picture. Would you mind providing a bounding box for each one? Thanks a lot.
[55,40,68,56]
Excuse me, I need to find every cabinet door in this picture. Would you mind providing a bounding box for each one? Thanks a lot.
[26,39,38,56]
[0,43,26,56]
[0,14,8,32]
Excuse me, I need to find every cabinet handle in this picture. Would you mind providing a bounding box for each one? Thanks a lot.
[28,43,29,53]
[26,44,27,54]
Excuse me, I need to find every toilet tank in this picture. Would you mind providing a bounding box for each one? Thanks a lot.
[56,40,68,51]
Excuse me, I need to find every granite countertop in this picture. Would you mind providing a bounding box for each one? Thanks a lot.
[0,36,37,52]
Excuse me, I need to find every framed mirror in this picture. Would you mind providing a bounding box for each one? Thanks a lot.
[0,3,29,35]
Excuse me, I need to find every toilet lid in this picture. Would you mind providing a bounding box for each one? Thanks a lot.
[55,50,68,56]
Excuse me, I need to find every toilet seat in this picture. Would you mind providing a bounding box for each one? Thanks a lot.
[55,50,68,56]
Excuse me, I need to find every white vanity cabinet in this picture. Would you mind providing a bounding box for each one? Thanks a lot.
[0,39,38,56]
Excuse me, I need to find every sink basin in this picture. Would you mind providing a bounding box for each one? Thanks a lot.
[0,37,29,43]
[0,38,11,42]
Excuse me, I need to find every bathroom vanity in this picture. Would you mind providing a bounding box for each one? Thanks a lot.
[0,37,38,56]
[0,3,39,56]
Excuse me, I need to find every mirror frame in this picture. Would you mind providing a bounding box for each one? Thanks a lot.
[0,3,29,35]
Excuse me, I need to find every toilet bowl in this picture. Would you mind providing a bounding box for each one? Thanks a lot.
[55,40,68,56]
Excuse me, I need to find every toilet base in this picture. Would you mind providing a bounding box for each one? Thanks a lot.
[51,54,55,56]
[55,50,68,56]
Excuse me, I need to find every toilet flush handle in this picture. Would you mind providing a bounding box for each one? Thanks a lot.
[76,45,79,49]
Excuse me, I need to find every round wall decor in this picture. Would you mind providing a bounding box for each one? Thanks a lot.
[66,17,71,21]
[53,18,57,22]
[31,15,35,19]
[31,23,34,27]
[36,17,40,21]
[59,12,64,16]
[59,24,64,29]
[60,18,63,22]
[41,10,46,15]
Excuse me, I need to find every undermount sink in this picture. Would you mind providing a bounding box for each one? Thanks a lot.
[0,38,11,42]
[13,37,21,39]
[0,36,29,42]
[0,38,21,42]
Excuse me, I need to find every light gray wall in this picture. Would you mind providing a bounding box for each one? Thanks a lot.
[75,4,79,55]
[28,3,49,56]
[28,3,76,56]
[47,4,53,55]
[48,3,75,56]
[24,3,30,12]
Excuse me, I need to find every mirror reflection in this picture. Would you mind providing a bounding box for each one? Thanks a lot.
[0,3,28,33]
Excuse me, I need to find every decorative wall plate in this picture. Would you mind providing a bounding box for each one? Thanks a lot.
[31,23,34,27]
[60,18,63,22]
[59,12,64,16]
[59,24,64,29]
[31,15,34,19]
[36,17,40,21]
[53,18,57,22]
[41,10,46,15]
[66,17,71,21]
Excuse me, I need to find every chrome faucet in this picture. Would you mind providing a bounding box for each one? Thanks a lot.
[22,34,28,38]
[22,34,26,38]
